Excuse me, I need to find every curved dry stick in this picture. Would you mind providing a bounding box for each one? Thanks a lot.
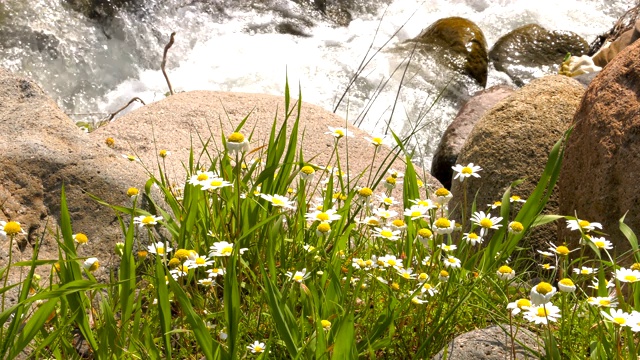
[105,97,146,122]
[162,32,176,96]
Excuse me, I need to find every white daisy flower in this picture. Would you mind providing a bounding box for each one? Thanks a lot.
[601,308,631,327]
[530,281,557,305]
[524,303,561,325]
[566,218,602,232]
[443,255,461,269]
[260,194,296,210]
[589,236,613,250]
[286,268,310,283]
[470,211,503,236]
[558,278,576,293]
[496,265,515,281]
[615,267,640,283]
[134,215,163,228]
[305,209,341,223]
[573,266,597,275]
[451,163,482,182]
[325,126,353,139]
[587,296,618,308]
[507,298,531,315]
[247,340,266,354]
[148,242,173,257]
[432,217,455,235]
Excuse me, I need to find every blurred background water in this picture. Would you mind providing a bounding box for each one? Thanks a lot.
[0,0,635,166]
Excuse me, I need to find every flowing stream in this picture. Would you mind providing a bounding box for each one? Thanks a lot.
[0,0,635,166]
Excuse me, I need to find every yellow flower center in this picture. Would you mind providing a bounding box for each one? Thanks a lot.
[510,222,524,232]
[417,179,424,187]
[357,259,365,267]
[74,233,88,244]
[196,258,205,265]
[168,258,181,268]
[137,251,148,259]
[511,195,521,201]
[578,220,590,228]
[498,265,513,274]
[317,222,331,233]
[516,299,531,309]
[555,246,570,255]
[479,218,494,228]
[411,211,422,217]
[386,177,396,185]
[254,345,263,352]
[210,180,223,187]
[599,299,611,306]
[159,149,168,158]
[174,249,190,261]
[142,216,155,225]
[372,137,383,145]
[105,137,115,147]
[435,188,450,197]
[387,259,397,266]
[418,229,432,238]
[632,263,640,271]
[293,274,303,282]
[423,283,432,290]
[559,278,574,286]
[358,187,373,197]
[334,129,345,136]
[536,307,549,317]
[301,165,315,174]
[365,260,372,267]
[434,218,451,228]
[581,269,590,274]
[272,198,284,206]
[367,219,379,226]
[624,275,638,282]
[542,264,551,269]
[536,282,553,295]
[317,213,330,221]
[440,270,449,277]
[88,261,100,272]
[461,166,473,174]
[197,173,209,181]
[613,317,626,325]
[227,132,245,143]
[380,230,394,238]
[391,282,400,290]
[447,258,457,263]
[3,221,22,235]
[321,320,331,329]
[392,219,405,227]
[468,233,479,239]
[594,241,606,248]
[493,201,502,207]
[418,273,428,281]
[156,247,165,255]
[127,187,139,197]
[221,246,233,255]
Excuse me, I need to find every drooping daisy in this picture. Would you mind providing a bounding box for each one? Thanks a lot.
[305,209,341,223]
[558,278,576,293]
[496,265,515,281]
[417,228,433,246]
[530,281,557,305]
[286,268,310,283]
[226,132,250,155]
[615,267,640,283]
[83,257,100,273]
[134,215,163,228]
[507,298,531,315]
[390,219,407,232]
[438,270,450,282]
[566,218,602,232]
[325,126,353,139]
[148,242,173,257]
[432,217,455,235]
[299,165,316,181]
[260,194,296,210]
[508,221,524,234]
[524,303,561,325]
[247,340,266,354]
[73,233,89,245]
[372,227,401,241]
[433,188,453,205]
[462,232,483,246]
[451,163,482,182]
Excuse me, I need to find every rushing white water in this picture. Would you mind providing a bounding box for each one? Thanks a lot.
[0,0,635,166]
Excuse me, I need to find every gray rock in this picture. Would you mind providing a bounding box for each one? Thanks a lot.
[431,85,514,189]
[490,24,589,86]
[432,325,544,359]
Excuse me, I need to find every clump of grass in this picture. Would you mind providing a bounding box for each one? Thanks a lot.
[1,82,639,359]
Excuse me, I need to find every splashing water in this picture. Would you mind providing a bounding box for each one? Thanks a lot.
[0,0,635,166]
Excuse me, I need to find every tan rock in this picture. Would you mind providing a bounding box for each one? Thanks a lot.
[451,75,584,253]
[90,91,442,201]
[559,40,640,256]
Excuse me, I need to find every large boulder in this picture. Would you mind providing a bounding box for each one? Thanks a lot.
[450,76,584,253]
[432,325,543,359]
[559,40,640,255]
[0,67,148,294]
[490,24,589,86]
[431,85,515,189]
[409,17,488,87]
[90,91,442,199]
